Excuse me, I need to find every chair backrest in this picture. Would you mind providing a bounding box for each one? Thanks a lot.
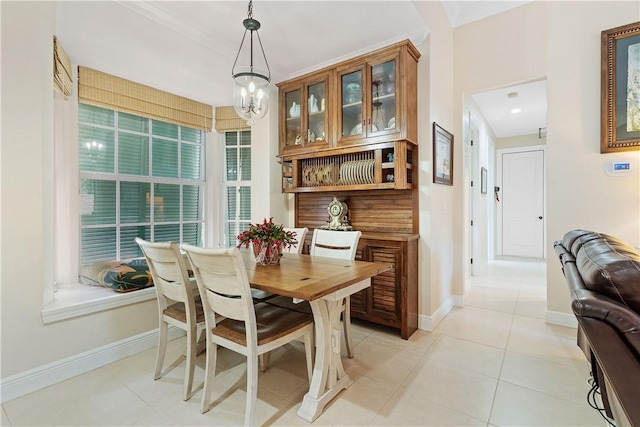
[182,245,256,332]
[283,227,309,254]
[309,229,362,261]
[135,238,196,304]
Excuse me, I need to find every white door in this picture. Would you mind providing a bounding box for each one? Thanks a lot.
[502,149,544,257]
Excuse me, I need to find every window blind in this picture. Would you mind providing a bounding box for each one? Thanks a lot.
[215,106,250,132]
[78,66,213,132]
[53,36,72,98]
[79,103,205,265]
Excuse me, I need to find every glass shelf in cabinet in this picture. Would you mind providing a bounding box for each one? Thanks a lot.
[342,101,362,109]
[374,93,395,101]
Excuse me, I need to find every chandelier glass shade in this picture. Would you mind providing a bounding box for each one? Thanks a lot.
[232,1,271,126]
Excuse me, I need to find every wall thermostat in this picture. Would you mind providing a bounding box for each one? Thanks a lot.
[606,160,637,176]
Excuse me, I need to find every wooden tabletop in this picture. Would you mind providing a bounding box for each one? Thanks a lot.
[240,251,393,301]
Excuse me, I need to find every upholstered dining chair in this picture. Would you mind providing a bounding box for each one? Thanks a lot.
[283,227,309,254]
[182,245,314,426]
[309,229,362,358]
[135,238,205,401]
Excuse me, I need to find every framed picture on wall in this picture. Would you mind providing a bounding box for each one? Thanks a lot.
[433,122,454,185]
[601,21,640,153]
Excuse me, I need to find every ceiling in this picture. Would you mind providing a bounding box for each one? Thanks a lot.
[56,0,543,138]
[471,80,547,138]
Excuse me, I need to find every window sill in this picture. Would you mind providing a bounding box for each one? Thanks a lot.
[41,285,157,324]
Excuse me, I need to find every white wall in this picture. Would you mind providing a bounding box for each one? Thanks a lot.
[545,1,640,315]
[412,1,457,328]
[454,1,640,322]
[454,1,548,303]
[497,133,546,150]
[249,83,289,225]
[0,2,180,382]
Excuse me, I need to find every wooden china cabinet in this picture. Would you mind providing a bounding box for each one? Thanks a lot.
[278,70,331,155]
[276,40,420,339]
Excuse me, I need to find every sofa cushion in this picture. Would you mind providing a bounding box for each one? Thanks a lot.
[571,230,640,315]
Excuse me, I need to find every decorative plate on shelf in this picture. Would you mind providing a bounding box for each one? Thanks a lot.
[350,123,379,136]
[356,160,365,184]
[351,161,359,184]
[339,162,348,185]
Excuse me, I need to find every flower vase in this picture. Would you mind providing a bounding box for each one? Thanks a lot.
[253,241,282,265]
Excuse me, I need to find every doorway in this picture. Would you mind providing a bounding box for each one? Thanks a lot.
[497,147,546,258]
[468,79,547,264]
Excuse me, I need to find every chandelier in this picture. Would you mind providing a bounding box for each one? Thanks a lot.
[231,0,271,125]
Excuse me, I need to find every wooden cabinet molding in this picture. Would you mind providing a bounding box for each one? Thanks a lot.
[277,39,419,156]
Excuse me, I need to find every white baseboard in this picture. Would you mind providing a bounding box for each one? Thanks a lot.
[545,310,578,328]
[418,296,459,332]
[452,295,464,307]
[420,299,576,332]
[1,326,184,404]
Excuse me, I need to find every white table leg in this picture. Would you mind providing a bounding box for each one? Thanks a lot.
[297,297,353,422]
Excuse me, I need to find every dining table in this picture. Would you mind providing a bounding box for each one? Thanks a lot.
[239,250,393,422]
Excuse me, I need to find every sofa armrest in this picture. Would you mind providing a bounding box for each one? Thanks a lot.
[555,231,640,427]
[557,240,640,357]
[571,288,640,357]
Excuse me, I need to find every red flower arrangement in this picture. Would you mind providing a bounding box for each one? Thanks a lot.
[236,218,298,264]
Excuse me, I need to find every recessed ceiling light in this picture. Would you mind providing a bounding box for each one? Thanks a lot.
[507,92,518,98]
[511,108,521,114]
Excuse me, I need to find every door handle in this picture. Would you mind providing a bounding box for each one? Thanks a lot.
[538,216,543,220]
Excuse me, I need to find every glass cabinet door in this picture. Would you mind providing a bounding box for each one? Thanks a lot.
[306,81,326,144]
[341,69,363,138]
[370,59,396,134]
[284,89,302,147]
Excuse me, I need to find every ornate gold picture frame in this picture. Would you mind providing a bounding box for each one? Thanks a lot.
[601,21,640,153]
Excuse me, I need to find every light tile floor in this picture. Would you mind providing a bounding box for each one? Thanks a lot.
[2,258,607,426]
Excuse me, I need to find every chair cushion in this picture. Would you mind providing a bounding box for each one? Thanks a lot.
[212,302,313,346]
[81,258,153,293]
[165,299,205,324]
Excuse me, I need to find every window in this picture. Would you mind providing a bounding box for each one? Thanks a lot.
[223,130,251,247]
[79,103,205,266]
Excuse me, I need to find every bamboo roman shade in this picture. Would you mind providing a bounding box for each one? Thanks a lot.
[78,67,213,132]
[53,36,72,98]
[215,106,250,132]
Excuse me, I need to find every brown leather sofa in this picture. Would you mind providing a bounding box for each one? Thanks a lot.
[554,230,640,427]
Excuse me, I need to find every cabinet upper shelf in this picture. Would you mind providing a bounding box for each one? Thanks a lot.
[277,39,419,193]
[281,140,416,193]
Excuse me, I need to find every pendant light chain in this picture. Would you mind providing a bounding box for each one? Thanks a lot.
[247,0,253,20]
[231,0,271,125]
[249,6,254,72]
